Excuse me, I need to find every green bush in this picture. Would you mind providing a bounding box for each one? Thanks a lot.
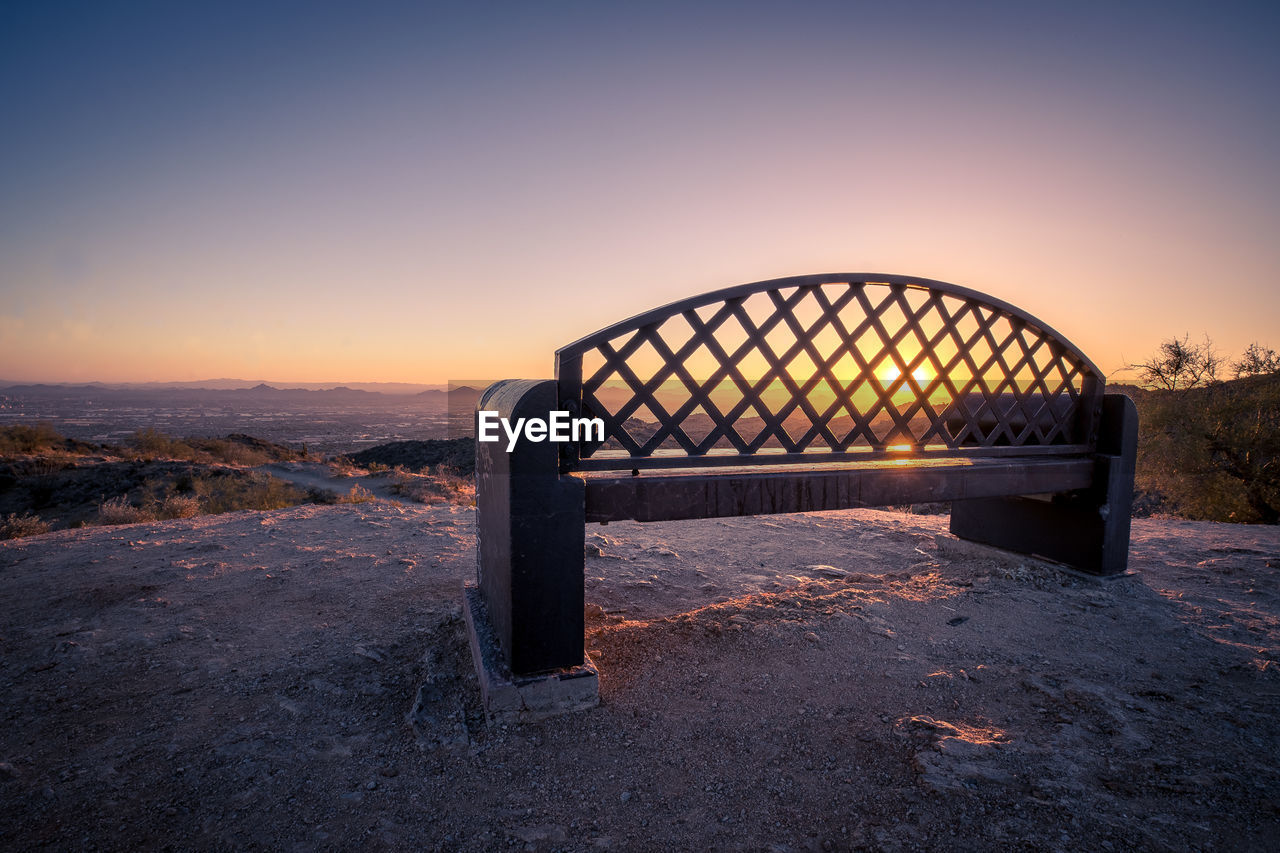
[125,430,298,465]
[185,436,295,466]
[1133,374,1280,523]
[0,423,64,456]
[128,429,199,461]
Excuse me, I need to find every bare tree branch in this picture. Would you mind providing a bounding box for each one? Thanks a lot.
[1130,334,1223,391]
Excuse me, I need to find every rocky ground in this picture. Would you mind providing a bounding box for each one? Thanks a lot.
[1,503,1278,851]
[0,435,470,536]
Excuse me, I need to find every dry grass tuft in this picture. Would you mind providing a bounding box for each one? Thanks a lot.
[337,484,377,504]
[188,471,309,514]
[1,511,51,540]
[388,467,474,505]
[93,473,307,527]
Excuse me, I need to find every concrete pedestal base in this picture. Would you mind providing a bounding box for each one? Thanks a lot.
[462,582,599,722]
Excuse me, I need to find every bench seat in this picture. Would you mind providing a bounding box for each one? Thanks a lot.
[581,455,1095,522]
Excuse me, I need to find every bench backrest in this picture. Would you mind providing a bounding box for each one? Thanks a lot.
[555,274,1104,472]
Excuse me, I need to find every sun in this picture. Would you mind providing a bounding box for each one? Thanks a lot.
[879,365,933,384]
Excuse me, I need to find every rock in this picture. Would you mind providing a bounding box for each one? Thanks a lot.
[806,565,849,578]
[308,678,345,695]
[852,612,895,638]
[511,825,567,844]
[935,736,987,760]
[353,645,385,664]
[1083,590,1115,608]
[407,680,471,751]
[914,749,1015,793]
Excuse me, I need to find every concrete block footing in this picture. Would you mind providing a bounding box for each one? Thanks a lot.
[462,582,599,722]
[935,534,1134,583]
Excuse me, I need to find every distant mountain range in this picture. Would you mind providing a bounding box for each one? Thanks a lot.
[0,381,486,407]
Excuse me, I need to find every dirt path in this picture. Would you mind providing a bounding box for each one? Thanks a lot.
[257,461,408,504]
[2,505,1278,850]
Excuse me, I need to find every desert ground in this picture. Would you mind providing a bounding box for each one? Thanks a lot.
[2,501,1278,851]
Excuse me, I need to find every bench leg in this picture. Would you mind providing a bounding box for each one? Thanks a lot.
[949,394,1138,575]
[475,379,586,675]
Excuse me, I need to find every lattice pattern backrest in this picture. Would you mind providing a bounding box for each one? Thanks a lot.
[555,274,1104,471]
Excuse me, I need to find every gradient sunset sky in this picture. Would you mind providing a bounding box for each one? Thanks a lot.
[2,1,1277,385]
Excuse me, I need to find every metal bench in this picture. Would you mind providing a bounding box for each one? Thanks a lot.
[468,273,1137,700]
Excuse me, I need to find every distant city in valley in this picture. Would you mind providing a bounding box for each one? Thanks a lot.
[0,381,484,453]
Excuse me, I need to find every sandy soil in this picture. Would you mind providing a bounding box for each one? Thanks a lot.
[2,503,1278,851]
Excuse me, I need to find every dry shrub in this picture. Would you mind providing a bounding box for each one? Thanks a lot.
[1,512,51,540]
[326,456,360,478]
[191,440,270,466]
[97,495,154,525]
[338,484,377,504]
[127,429,200,461]
[157,494,200,519]
[94,473,305,524]
[185,435,300,466]
[305,486,339,505]
[388,468,474,505]
[189,471,308,514]
[341,438,475,475]
[97,484,198,525]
